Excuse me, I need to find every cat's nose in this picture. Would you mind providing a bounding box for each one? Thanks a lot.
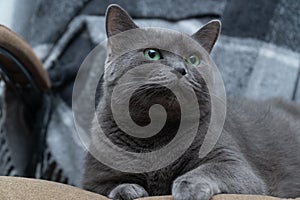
[175,67,186,76]
[173,63,187,76]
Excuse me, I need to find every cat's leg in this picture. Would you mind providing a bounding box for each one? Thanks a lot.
[108,183,149,200]
[172,161,267,200]
[83,154,148,200]
[84,173,149,200]
[84,181,148,200]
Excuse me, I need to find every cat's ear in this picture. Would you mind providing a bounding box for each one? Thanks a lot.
[191,20,221,53]
[105,4,138,38]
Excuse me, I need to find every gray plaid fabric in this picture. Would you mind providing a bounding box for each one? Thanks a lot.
[0,85,34,177]
[4,0,299,187]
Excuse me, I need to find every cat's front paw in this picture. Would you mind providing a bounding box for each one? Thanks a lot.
[108,184,149,200]
[172,176,220,200]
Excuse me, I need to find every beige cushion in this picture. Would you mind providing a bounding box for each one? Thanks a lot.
[0,176,107,200]
[137,194,298,200]
[1,176,299,200]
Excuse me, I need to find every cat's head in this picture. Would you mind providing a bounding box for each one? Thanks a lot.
[105,5,220,53]
[101,4,221,120]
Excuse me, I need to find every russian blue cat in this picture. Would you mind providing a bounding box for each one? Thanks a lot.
[82,5,300,200]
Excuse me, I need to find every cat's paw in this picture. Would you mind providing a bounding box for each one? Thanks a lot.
[172,176,220,200]
[108,184,149,200]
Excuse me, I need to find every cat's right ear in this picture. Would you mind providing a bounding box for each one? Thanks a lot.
[105,4,138,38]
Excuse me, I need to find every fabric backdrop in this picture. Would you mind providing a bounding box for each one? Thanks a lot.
[10,0,300,186]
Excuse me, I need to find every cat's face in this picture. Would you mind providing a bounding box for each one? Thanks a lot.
[102,5,220,117]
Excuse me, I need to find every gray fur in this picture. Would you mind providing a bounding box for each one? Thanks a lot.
[82,4,300,200]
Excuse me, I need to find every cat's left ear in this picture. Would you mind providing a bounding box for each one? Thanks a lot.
[105,4,139,38]
[191,20,221,53]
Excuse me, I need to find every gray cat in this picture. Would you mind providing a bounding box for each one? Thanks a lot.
[82,4,300,200]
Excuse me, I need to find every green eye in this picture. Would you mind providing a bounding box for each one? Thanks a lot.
[144,49,161,60]
[185,55,201,66]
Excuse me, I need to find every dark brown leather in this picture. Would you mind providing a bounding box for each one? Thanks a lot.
[0,25,51,91]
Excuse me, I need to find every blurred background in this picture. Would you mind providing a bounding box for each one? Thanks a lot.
[0,0,299,188]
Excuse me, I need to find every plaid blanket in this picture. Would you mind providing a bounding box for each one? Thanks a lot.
[10,0,300,186]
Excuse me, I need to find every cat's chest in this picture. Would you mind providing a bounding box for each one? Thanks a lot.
[144,163,183,196]
[143,150,199,195]
[145,170,173,195]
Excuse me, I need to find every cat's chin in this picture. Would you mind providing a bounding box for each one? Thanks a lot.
[146,76,189,90]
[129,91,182,122]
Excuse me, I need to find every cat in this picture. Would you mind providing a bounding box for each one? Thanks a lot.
[82,4,300,200]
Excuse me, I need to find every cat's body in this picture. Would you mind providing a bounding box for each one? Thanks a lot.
[220,98,300,197]
[82,5,300,200]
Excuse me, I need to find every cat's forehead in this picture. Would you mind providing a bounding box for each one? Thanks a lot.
[107,27,208,58]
